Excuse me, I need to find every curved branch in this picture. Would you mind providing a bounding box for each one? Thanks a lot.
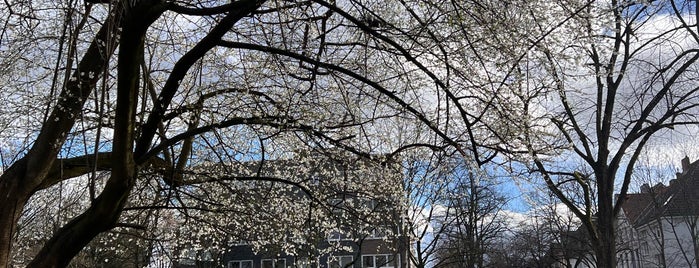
[217,40,460,159]
[39,152,113,190]
[134,0,265,158]
[139,116,289,164]
[166,0,262,16]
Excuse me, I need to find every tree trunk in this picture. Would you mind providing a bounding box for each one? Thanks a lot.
[693,223,699,268]
[0,6,121,267]
[26,2,163,267]
[0,0,268,266]
[0,162,31,268]
[594,172,617,268]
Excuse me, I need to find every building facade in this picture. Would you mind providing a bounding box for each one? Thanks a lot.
[627,157,699,268]
[552,157,699,268]
[174,151,411,268]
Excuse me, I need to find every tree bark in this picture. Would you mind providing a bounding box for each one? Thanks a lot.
[594,171,617,268]
[0,6,121,267]
[0,160,30,268]
[26,2,164,267]
[17,0,268,266]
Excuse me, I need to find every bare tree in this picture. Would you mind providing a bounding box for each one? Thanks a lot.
[457,1,699,267]
[401,149,454,268]
[431,158,509,268]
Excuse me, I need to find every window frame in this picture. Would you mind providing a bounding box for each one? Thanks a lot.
[228,260,253,268]
[329,255,354,268]
[294,257,319,268]
[361,254,396,268]
[262,258,287,268]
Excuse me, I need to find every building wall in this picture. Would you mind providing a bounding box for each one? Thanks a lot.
[636,216,698,268]
[223,237,410,268]
[171,153,410,268]
[617,216,641,268]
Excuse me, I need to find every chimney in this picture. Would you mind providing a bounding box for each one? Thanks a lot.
[681,156,690,174]
[641,183,650,193]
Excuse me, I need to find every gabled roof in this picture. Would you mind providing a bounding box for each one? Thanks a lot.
[620,193,654,224]
[624,157,699,227]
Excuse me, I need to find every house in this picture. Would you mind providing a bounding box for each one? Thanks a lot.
[551,157,699,268]
[627,156,699,268]
[173,151,412,268]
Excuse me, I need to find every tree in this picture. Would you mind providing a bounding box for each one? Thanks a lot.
[517,192,587,268]
[399,148,455,268]
[10,173,156,267]
[0,0,462,266]
[7,1,694,267]
[398,146,514,268]
[152,151,406,267]
[472,1,699,267]
[429,158,509,268]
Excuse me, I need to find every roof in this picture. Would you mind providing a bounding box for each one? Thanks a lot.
[620,194,653,224]
[623,157,699,227]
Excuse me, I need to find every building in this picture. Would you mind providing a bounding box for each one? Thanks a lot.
[551,157,699,268]
[626,156,699,268]
[173,151,411,268]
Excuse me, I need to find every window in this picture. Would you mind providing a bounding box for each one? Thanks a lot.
[359,198,378,212]
[262,258,287,268]
[367,225,390,239]
[201,250,213,261]
[353,198,392,239]
[179,249,197,265]
[228,260,253,268]
[329,198,345,221]
[232,240,249,246]
[329,255,353,268]
[362,254,395,268]
[295,257,318,268]
[328,231,348,241]
[328,228,352,241]
[310,174,321,185]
